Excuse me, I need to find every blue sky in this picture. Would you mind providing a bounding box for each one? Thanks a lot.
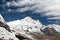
[0,0,60,25]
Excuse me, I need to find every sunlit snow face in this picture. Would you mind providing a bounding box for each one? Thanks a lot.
[1,0,60,24]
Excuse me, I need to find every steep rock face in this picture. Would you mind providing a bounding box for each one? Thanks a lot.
[0,14,11,32]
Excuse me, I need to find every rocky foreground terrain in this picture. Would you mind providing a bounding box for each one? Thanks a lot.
[0,14,60,40]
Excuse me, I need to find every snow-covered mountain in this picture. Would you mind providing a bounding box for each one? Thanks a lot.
[7,16,43,33]
[7,16,44,40]
[0,14,60,40]
[7,16,60,34]
[41,24,60,39]
[41,24,60,34]
[7,16,60,40]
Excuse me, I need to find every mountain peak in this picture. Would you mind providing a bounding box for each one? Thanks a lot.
[23,16,33,21]
[24,16,32,19]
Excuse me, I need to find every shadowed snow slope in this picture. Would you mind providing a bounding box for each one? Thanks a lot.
[41,24,60,33]
[48,24,60,33]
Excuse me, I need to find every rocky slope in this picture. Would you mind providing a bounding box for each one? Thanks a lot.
[0,14,60,40]
[0,14,19,40]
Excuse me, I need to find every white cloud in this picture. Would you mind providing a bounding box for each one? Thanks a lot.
[47,17,60,20]
[6,0,60,20]
[16,7,30,12]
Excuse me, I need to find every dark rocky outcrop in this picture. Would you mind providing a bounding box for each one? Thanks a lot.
[41,27,60,40]
[0,21,11,32]
[0,14,11,32]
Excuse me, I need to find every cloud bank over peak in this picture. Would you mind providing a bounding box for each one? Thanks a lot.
[6,0,60,20]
